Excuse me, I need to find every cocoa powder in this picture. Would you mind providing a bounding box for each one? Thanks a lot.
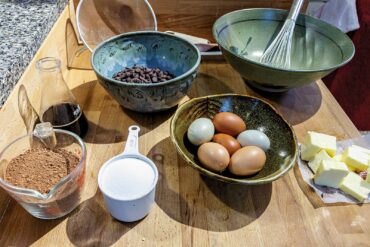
[5,148,80,194]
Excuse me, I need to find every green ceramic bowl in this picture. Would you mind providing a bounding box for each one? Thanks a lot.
[213,8,355,92]
[170,94,298,185]
[91,31,201,112]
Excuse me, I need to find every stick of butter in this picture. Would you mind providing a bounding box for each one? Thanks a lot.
[313,160,349,188]
[333,154,343,161]
[342,146,369,172]
[333,154,356,171]
[301,131,336,161]
[308,150,333,173]
[352,145,370,156]
[339,172,370,202]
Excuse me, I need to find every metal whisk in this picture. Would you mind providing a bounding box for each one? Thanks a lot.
[260,0,304,69]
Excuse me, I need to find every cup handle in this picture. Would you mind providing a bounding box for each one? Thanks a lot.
[123,125,140,155]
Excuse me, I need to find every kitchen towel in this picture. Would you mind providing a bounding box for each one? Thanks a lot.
[306,0,360,33]
[322,0,370,131]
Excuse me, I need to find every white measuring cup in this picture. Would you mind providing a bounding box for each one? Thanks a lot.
[98,125,158,222]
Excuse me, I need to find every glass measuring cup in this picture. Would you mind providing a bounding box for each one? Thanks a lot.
[98,125,158,222]
[0,129,86,219]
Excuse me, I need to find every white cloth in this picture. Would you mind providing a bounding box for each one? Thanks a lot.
[306,0,360,33]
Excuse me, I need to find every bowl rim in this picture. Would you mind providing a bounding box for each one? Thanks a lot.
[212,8,355,73]
[91,31,201,87]
[170,93,299,185]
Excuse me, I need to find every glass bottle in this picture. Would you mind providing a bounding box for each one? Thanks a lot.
[36,57,88,138]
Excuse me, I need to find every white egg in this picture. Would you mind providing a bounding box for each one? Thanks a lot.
[237,130,270,151]
[187,118,215,146]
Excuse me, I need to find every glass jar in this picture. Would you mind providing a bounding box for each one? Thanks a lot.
[36,57,88,138]
[0,129,86,219]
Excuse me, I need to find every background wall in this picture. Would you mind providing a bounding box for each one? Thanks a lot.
[151,0,308,41]
[71,0,308,42]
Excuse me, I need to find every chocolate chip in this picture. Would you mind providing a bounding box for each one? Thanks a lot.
[112,65,175,84]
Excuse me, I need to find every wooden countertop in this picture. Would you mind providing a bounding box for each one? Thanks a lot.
[1,7,368,247]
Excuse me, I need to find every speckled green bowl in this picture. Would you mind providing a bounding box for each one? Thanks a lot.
[170,94,298,185]
[213,8,355,92]
[91,31,201,112]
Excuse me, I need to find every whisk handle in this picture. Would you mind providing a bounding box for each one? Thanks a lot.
[287,0,304,21]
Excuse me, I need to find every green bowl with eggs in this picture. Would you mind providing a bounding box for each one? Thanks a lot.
[170,94,298,185]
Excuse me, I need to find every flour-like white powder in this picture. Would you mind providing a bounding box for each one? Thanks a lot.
[99,158,156,200]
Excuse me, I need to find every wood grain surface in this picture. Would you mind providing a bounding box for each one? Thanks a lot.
[0,7,368,247]
[69,0,308,42]
[151,0,308,41]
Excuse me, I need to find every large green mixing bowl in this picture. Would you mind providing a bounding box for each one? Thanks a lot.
[213,8,355,92]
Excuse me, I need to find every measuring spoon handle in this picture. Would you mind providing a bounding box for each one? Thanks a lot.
[123,125,140,155]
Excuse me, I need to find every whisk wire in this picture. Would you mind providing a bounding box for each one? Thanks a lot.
[260,20,295,69]
[259,0,304,69]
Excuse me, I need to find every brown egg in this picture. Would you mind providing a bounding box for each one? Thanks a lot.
[212,112,246,136]
[229,146,266,176]
[212,133,241,155]
[197,142,230,172]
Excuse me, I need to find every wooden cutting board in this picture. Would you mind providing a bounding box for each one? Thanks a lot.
[1,6,369,247]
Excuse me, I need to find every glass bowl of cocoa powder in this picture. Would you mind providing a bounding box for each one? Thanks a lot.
[0,129,86,219]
